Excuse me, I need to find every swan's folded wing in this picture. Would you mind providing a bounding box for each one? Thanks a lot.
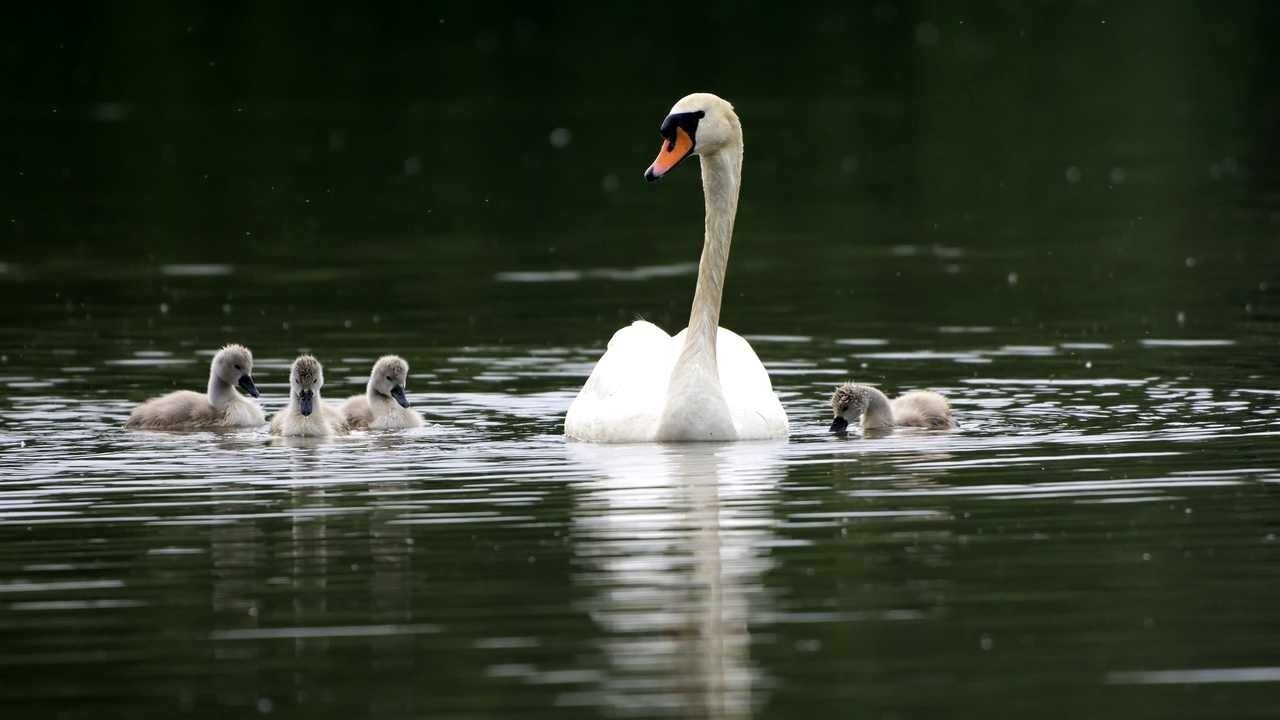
[890,390,954,429]
[322,403,351,434]
[715,328,789,440]
[564,320,675,442]
[341,395,373,429]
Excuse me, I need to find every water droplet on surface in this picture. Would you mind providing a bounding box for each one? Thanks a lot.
[1065,166,1082,184]
[159,303,169,314]
[549,128,572,149]
[979,634,993,651]
[1007,271,1019,286]
[91,102,127,123]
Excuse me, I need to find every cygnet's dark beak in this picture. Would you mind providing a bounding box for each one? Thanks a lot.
[238,375,260,398]
[829,416,850,433]
[390,385,410,408]
[298,389,315,416]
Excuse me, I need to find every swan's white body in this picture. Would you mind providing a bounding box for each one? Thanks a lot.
[564,93,788,443]
[125,345,264,430]
[566,322,786,442]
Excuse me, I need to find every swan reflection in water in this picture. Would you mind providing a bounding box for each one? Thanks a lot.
[568,441,786,718]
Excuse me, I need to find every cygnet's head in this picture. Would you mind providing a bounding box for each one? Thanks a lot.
[289,355,324,416]
[368,355,411,408]
[644,92,740,181]
[830,383,870,433]
[212,344,259,398]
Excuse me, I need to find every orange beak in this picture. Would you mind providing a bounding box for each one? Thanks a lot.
[644,127,694,182]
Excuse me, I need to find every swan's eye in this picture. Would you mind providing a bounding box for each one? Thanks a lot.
[234,364,242,371]
[659,110,705,146]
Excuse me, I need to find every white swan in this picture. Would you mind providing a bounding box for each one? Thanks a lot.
[564,92,788,443]
[340,355,423,430]
[270,355,349,437]
[829,383,955,432]
[125,344,264,430]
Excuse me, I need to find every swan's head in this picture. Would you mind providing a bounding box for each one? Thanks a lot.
[212,344,259,398]
[289,355,324,416]
[644,92,739,182]
[368,355,411,408]
[830,383,869,433]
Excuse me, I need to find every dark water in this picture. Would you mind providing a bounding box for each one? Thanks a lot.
[4,3,1280,718]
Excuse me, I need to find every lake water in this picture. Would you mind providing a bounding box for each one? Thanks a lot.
[1,222,1277,717]
[4,4,1280,715]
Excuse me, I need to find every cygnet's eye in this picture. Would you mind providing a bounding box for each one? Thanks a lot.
[386,375,393,382]
[235,364,242,371]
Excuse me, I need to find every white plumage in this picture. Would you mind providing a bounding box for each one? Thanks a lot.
[566,321,786,442]
[564,92,788,443]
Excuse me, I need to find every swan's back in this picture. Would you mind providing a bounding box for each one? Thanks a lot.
[340,395,420,430]
[890,390,954,429]
[127,390,223,430]
[373,406,423,430]
[564,320,788,442]
[341,396,375,430]
[321,403,350,434]
[673,327,787,440]
[565,321,675,443]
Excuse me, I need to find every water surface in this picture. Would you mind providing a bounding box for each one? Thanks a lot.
[1,233,1277,718]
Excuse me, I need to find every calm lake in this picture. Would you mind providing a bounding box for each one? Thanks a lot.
[3,3,1280,717]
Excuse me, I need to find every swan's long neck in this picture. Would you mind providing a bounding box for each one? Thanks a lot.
[655,123,743,441]
[207,374,234,408]
[862,387,895,429]
[686,141,743,353]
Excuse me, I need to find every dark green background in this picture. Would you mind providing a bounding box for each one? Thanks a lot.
[5,1,1278,257]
